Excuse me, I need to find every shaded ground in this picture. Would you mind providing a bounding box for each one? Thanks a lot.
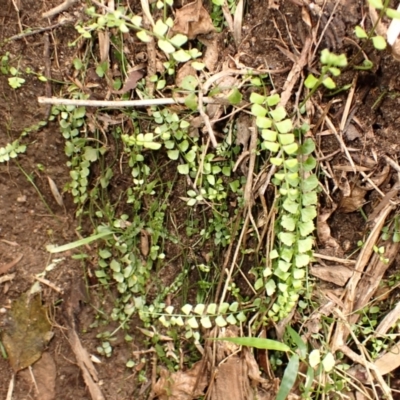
[2,0,400,399]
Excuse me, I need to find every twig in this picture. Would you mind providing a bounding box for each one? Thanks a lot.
[38,96,225,107]
[6,20,70,41]
[42,0,79,19]
[34,276,63,293]
[313,253,356,265]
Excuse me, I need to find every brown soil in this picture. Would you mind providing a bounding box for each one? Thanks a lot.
[1,0,400,399]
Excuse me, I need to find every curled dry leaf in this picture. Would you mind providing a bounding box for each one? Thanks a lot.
[153,361,208,400]
[47,176,64,207]
[339,185,367,213]
[309,264,352,286]
[140,229,149,257]
[198,34,219,72]
[113,68,145,94]
[173,0,215,39]
[317,205,340,249]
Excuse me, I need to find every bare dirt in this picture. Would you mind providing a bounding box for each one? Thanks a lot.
[2,0,400,399]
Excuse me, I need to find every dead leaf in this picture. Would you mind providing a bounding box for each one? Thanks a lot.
[374,340,400,375]
[339,185,367,213]
[173,0,215,39]
[153,361,208,400]
[140,230,150,257]
[0,254,22,275]
[98,30,110,63]
[1,292,53,372]
[317,205,340,248]
[19,352,56,400]
[199,34,219,72]
[345,123,362,141]
[233,0,244,45]
[47,176,64,207]
[309,264,353,286]
[113,68,145,94]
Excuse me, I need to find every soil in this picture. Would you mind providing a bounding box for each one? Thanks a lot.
[2,0,400,399]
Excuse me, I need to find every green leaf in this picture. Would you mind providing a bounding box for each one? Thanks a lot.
[256,117,272,128]
[309,349,321,368]
[200,316,212,329]
[266,93,280,106]
[215,315,227,327]
[214,337,290,352]
[283,143,298,155]
[263,141,280,153]
[131,15,142,27]
[322,352,335,372]
[249,92,265,104]
[322,76,336,89]
[184,93,198,110]
[354,25,368,39]
[228,87,242,105]
[279,232,296,246]
[368,0,383,9]
[226,314,237,325]
[181,304,193,315]
[304,74,318,89]
[229,302,239,312]
[302,174,319,191]
[280,248,293,262]
[281,215,296,231]
[84,147,98,162]
[177,164,189,174]
[302,191,317,206]
[298,237,313,253]
[278,259,291,272]
[276,119,293,133]
[372,35,387,50]
[388,8,400,25]
[279,134,295,145]
[270,106,286,121]
[136,30,152,42]
[293,268,305,279]
[153,19,169,36]
[187,316,199,329]
[283,198,299,214]
[180,75,198,91]
[170,33,188,47]
[207,303,217,314]
[303,156,317,171]
[158,39,175,54]
[284,159,298,171]
[172,49,191,62]
[299,220,315,237]
[295,254,310,268]
[270,157,283,166]
[301,138,315,155]
[194,304,205,315]
[276,355,299,400]
[251,103,267,117]
[261,129,277,141]
[286,326,308,359]
[265,279,276,296]
[301,206,317,222]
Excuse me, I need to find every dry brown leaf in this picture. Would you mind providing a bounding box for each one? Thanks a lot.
[339,185,367,213]
[0,254,22,275]
[317,205,340,248]
[173,0,215,39]
[199,35,219,72]
[97,30,110,63]
[233,0,244,45]
[140,229,150,257]
[153,361,207,400]
[19,352,56,400]
[374,341,400,375]
[309,264,352,286]
[113,68,145,94]
[47,176,64,207]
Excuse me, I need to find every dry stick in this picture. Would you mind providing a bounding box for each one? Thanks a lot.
[339,75,358,132]
[331,204,393,351]
[279,36,312,108]
[6,20,70,41]
[42,0,79,18]
[38,96,222,107]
